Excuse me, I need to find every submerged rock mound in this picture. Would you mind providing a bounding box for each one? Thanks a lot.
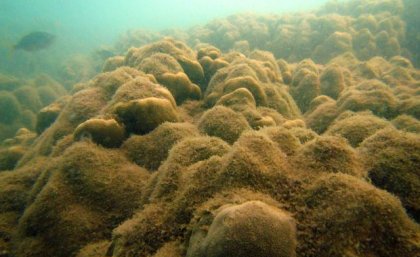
[0,74,67,142]
[187,200,297,257]
[0,0,419,257]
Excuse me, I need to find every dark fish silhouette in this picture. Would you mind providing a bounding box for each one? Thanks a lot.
[14,31,55,51]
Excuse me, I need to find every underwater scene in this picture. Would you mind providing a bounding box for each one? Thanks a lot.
[0,0,419,256]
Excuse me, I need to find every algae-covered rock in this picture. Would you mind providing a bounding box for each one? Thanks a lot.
[0,160,47,254]
[164,136,230,169]
[1,3,420,257]
[125,38,204,86]
[76,241,111,257]
[198,106,251,144]
[223,76,268,106]
[102,56,125,72]
[157,72,201,104]
[122,122,200,171]
[288,127,319,144]
[187,201,297,257]
[13,86,43,113]
[337,79,398,118]
[110,203,174,257]
[204,54,300,119]
[359,128,420,221]
[0,146,27,171]
[74,118,126,148]
[35,96,69,134]
[260,126,301,155]
[304,95,339,134]
[216,131,291,189]
[319,65,346,99]
[301,173,419,257]
[147,136,230,202]
[115,97,179,135]
[312,32,353,64]
[391,114,420,133]
[215,87,256,108]
[290,66,320,113]
[325,111,392,147]
[15,142,149,257]
[293,135,365,178]
[0,92,20,124]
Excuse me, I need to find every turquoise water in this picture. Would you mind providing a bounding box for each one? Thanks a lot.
[0,0,330,77]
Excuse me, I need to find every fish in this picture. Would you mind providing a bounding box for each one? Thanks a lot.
[14,31,55,51]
